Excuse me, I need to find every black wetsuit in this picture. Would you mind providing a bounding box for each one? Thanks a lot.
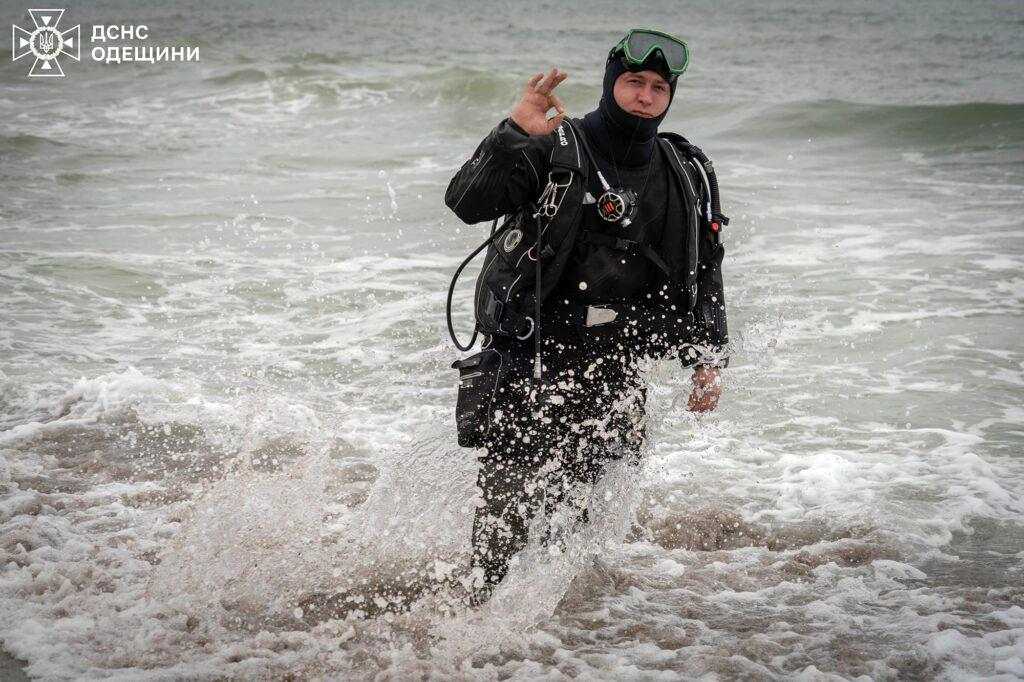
[470,331,647,594]
[469,136,679,595]
[449,54,729,599]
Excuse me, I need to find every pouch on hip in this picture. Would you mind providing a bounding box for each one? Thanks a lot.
[451,347,508,448]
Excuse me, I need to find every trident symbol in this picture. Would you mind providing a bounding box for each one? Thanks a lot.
[38,32,54,53]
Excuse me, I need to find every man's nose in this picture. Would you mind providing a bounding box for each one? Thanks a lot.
[637,87,653,106]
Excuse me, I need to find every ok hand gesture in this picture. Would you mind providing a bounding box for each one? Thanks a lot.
[509,68,568,136]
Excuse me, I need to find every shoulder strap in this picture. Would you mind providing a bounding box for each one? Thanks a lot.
[658,136,700,202]
[549,120,584,174]
[658,132,729,234]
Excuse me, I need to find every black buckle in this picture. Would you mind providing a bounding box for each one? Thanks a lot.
[484,290,504,323]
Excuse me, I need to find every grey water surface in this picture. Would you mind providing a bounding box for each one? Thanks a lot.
[1,0,1023,678]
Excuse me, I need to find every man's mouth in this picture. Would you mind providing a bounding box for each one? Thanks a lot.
[630,109,655,118]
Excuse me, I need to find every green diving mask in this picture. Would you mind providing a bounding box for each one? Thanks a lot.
[610,28,690,78]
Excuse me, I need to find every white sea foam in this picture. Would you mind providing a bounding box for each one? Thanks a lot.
[2,2,1023,677]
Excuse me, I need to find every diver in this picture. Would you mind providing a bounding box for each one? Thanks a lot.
[444,29,731,604]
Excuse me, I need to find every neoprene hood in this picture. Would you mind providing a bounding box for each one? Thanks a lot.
[580,51,678,169]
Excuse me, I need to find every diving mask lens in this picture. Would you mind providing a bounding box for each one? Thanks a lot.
[616,29,689,76]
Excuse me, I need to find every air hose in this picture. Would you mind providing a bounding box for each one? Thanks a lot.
[446,217,510,351]
[684,144,729,233]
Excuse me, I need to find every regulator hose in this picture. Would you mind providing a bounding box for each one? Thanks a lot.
[446,217,511,351]
[684,144,729,230]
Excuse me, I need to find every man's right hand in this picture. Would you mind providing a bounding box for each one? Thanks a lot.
[510,67,568,136]
[687,366,722,413]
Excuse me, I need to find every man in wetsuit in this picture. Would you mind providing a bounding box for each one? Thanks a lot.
[445,30,730,603]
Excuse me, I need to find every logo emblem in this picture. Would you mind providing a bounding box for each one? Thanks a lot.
[11,9,80,78]
[503,228,523,252]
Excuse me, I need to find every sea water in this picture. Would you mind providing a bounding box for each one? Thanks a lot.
[1,0,1023,678]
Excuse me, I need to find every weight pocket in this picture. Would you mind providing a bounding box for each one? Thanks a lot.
[451,348,505,448]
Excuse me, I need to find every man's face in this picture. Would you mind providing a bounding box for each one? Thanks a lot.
[612,70,671,119]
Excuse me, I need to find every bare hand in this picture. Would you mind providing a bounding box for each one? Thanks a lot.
[510,67,568,136]
[687,366,722,413]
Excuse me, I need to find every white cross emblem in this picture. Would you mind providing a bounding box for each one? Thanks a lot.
[11,9,80,78]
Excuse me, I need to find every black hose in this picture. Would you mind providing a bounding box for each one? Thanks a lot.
[446,217,510,351]
[685,144,728,225]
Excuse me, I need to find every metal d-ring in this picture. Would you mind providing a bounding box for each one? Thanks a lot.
[516,316,534,340]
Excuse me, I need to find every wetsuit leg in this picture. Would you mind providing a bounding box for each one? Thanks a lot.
[469,344,549,597]
[468,339,648,599]
[541,351,649,537]
[470,446,544,596]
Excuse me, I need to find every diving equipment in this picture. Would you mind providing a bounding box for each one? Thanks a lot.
[610,28,690,78]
